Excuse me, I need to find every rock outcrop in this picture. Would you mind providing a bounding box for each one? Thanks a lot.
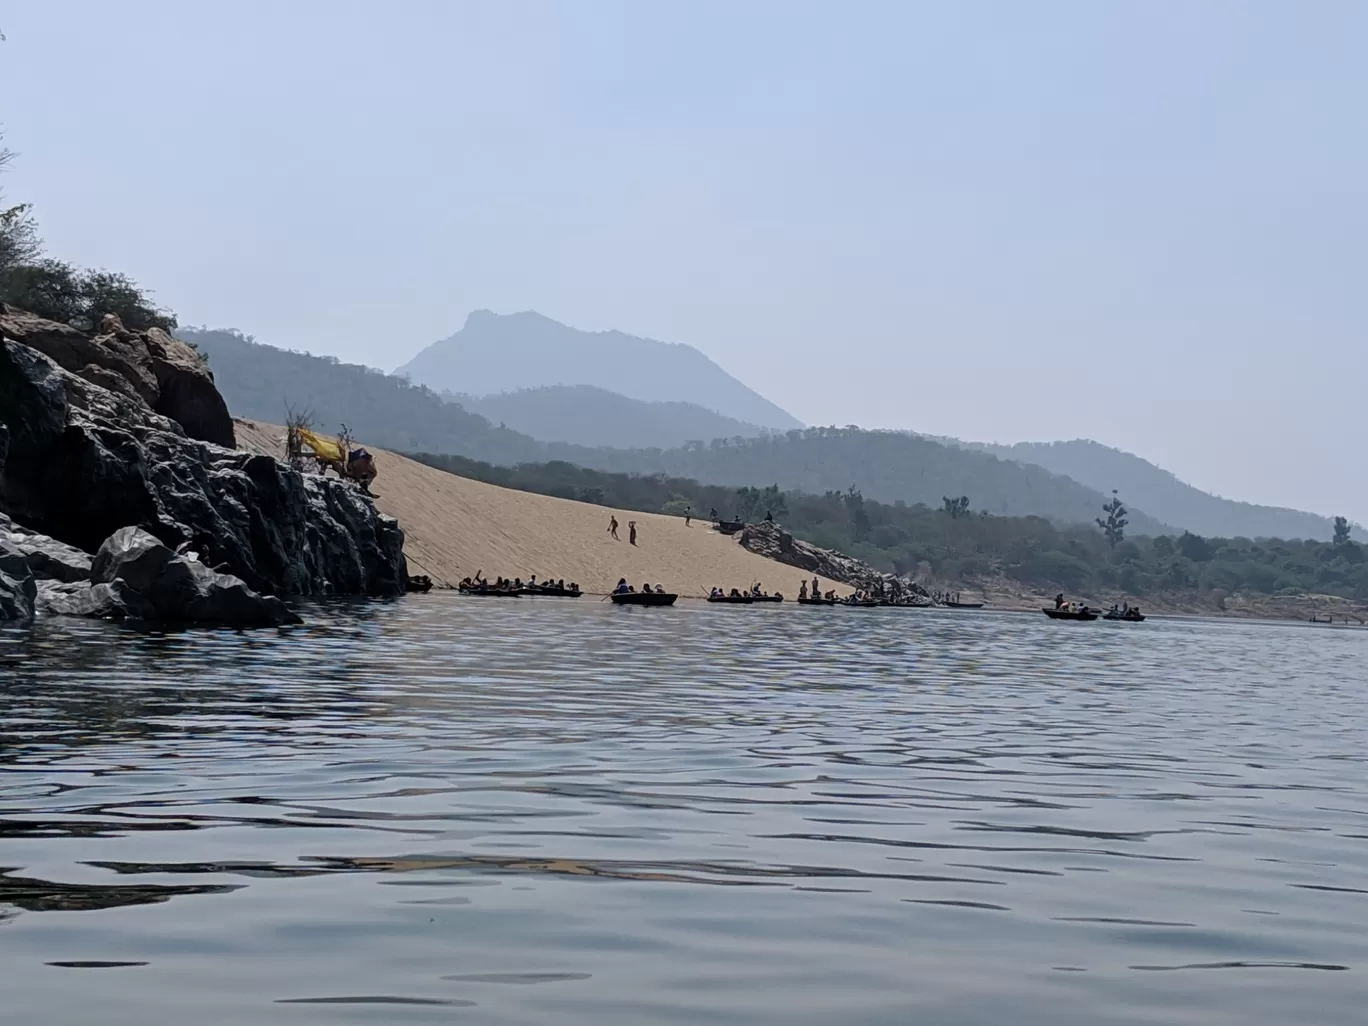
[0,304,234,447]
[35,579,155,620]
[0,543,36,620]
[0,326,406,598]
[737,521,929,602]
[90,527,300,626]
[1,512,92,582]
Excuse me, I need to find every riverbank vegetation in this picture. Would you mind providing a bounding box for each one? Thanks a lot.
[408,451,1368,602]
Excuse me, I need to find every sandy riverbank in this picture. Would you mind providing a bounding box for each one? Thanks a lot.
[233,419,843,597]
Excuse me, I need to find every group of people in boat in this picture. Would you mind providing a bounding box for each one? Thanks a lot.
[614,578,668,595]
[798,578,834,601]
[708,582,782,600]
[1053,593,1091,614]
[459,572,581,595]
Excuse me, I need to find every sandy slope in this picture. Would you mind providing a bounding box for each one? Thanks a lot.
[233,419,842,597]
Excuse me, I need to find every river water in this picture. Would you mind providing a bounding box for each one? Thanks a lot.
[1,597,1366,1025]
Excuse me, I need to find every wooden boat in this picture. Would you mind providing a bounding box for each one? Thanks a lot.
[944,600,984,609]
[708,594,755,604]
[610,591,678,606]
[797,597,837,606]
[1043,607,1098,621]
[1103,611,1145,622]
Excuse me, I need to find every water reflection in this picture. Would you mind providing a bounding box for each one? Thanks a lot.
[1,598,1366,1025]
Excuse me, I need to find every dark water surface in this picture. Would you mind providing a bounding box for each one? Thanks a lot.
[2,597,1366,1024]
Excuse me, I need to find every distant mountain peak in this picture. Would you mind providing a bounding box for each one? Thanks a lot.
[396,311,802,431]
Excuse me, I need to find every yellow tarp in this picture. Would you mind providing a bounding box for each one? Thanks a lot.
[297,428,344,462]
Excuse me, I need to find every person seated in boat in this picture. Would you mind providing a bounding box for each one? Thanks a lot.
[1109,603,1120,616]
[614,577,630,594]
[1130,605,1141,618]
[751,582,762,596]
[729,588,743,598]
[654,584,666,594]
[798,581,809,600]
[641,581,651,594]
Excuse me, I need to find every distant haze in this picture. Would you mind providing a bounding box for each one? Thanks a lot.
[400,311,801,430]
[2,3,1363,521]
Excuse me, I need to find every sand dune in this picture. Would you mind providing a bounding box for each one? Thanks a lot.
[233,419,842,597]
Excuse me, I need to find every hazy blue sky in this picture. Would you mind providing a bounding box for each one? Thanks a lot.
[3,2,1364,521]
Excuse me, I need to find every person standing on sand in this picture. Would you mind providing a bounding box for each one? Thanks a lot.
[608,516,619,540]
[628,521,638,546]
[685,506,692,526]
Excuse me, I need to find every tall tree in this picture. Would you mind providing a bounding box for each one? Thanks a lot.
[1097,490,1129,548]
[0,132,42,274]
[1333,516,1352,546]
[941,495,970,519]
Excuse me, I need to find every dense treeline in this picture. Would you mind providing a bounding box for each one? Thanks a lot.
[409,451,1368,601]
[576,427,1173,536]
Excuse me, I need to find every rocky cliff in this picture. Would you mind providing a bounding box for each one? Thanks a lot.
[0,304,235,447]
[737,521,929,602]
[0,310,407,607]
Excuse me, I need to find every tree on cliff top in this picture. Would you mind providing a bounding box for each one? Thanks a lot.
[0,130,175,332]
[0,136,41,273]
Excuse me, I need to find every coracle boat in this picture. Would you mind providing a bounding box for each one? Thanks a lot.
[713,519,745,535]
[1103,610,1145,622]
[708,594,754,604]
[842,598,881,608]
[944,600,984,609]
[797,597,837,606]
[610,591,678,607]
[751,594,784,603]
[526,586,582,598]
[1043,607,1098,621]
[459,585,522,597]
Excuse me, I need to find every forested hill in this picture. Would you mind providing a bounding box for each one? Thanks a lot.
[447,384,772,450]
[187,327,1169,534]
[181,328,550,465]
[956,438,1343,542]
[573,429,1172,536]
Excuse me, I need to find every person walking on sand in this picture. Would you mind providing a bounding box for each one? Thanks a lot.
[628,521,638,546]
[608,516,619,540]
[685,506,692,526]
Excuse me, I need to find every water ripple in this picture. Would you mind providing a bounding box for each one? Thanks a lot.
[2,598,1366,1025]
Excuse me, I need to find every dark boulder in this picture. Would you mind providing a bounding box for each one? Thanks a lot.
[0,338,406,597]
[143,327,235,447]
[35,579,155,620]
[92,526,301,626]
[1,513,93,582]
[0,541,36,620]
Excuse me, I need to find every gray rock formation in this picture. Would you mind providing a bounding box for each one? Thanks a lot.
[0,326,406,598]
[0,542,36,620]
[737,520,929,602]
[35,579,155,620]
[1,512,92,582]
[0,304,234,447]
[91,527,300,626]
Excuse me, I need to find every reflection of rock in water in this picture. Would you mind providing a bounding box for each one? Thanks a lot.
[0,869,240,913]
